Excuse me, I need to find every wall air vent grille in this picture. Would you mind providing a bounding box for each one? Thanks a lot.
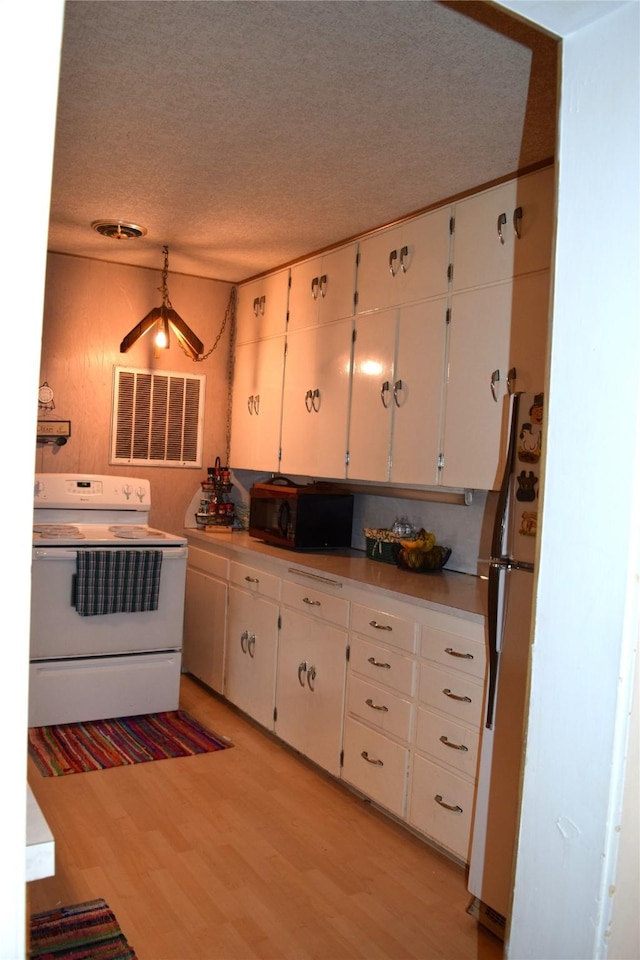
[110,366,205,467]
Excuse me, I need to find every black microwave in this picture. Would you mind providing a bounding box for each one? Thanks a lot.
[249,479,354,550]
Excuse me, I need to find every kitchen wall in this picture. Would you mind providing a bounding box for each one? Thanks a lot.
[220,469,494,576]
[37,253,233,534]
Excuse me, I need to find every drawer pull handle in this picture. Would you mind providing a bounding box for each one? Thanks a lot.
[247,634,256,659]
[244,575,260,584]
[443,688,472,703]
[298,660,308,687]
[434,794,463,814]
[440,735,468,752]
[445,647,473,660]
[240,630,248,653]
[307,665,317,692]
[365,698,389,713]
[368,657,391,669]
[369,620,392,631]
[302,597,321,606]
[361,751,384,766]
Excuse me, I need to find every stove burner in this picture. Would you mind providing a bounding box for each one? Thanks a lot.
[108,525,166,540]
[33,524,85,540]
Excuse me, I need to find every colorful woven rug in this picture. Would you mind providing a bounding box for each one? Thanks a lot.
[29,898,137,959]
[29,710,233,776]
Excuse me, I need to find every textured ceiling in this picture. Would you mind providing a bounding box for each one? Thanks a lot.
[47,0,557,282]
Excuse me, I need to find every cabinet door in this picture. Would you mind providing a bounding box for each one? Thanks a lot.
[225,586,279,730]
[390,298,447,486]
[182,567,227,694]
[288,245,357,332]
[236,270,289,343]
[451,167,554,292]
[276,607,347,776]
[440,272,549,490]
[347,309,396,481]
[279,318,353,478]
[357,206,451,313]
[229,335,285,472]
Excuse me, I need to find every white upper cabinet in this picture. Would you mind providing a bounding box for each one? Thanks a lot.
[236,269,290,344]
[348,299,447,485]
[440,270,550,490]
[229,335,285,473]
[347,308,396,481]
[450,166,554,292]
[279,317,353,479]
[356,206,451,314]
[288,244,357,332]
[390,298,447,486]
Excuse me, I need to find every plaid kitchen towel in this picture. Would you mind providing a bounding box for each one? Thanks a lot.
[75,549,163,616]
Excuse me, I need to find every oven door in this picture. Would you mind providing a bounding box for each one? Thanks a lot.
[30,545,188,659]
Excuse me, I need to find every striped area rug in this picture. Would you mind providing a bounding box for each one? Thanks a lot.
[29,710,233,776]
[29,898,137,959]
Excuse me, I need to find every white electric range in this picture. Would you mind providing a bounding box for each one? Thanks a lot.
[29,474,188,727]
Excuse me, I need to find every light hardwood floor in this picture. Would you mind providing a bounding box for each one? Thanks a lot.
[27,675,503,960]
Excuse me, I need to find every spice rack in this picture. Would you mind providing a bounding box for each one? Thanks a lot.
[195,459,236,530]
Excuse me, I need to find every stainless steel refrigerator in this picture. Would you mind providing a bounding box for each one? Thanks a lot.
[467,390,544,939]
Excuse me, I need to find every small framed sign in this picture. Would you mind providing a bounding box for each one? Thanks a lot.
[37,420,71,439]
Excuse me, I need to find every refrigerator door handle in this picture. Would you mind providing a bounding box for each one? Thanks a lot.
[486,562,502,730]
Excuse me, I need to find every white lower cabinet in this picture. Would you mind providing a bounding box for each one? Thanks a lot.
[342,599,417,818]
[184,536,487,866]
[407,612,486,862]
[225,583,279,730]
[408,755,476,862]
[276,607,347,776]
[342,716,410,818]
[182,547,228,694]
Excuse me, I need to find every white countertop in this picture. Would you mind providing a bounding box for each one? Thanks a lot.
[185,528,487,621]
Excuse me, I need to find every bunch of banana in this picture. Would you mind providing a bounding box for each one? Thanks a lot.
[397,527,437,569]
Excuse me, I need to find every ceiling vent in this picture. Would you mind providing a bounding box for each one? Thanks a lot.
[91,219,147,240]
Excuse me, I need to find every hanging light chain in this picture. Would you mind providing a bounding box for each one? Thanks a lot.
[191,284,237,363]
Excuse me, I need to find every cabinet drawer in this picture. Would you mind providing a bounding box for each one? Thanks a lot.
[347,674,413,742]
[281,579,349,628]
[230,561,280,600]
[351,603,416,653]
[409,754,475,862]
[415,706,480,780]
[420,625,486,681]
[342,717,408,818]
[419,662,484,728]
[187,545,228,580]
[349,635,415,697]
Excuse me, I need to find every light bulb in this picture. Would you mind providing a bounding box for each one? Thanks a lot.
[155,327,168,349]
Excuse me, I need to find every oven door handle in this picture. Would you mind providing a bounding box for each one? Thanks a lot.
[33,546,188,560]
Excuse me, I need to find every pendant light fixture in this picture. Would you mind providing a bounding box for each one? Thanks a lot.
[120,245,204,360]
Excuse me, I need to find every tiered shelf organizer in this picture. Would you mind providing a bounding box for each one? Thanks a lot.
[195,458,236,530]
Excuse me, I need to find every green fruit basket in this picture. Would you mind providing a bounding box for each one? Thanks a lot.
[364,529,403,564]
[396,545,452,573]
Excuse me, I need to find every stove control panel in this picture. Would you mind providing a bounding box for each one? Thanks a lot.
[34,474,151,510]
